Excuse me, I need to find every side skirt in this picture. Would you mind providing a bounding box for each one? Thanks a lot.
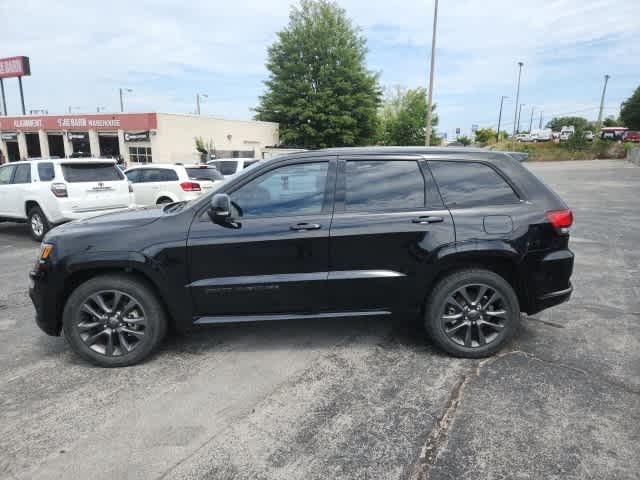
[194,310,392,325]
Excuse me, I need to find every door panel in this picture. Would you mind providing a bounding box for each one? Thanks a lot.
[187,159,336,317]
[0,165,17,216]
[328,157,455,312]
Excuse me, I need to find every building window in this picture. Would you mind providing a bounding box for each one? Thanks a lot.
[129,146,152,164]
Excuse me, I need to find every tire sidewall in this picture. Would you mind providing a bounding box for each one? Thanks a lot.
[63,275,166,367]
[425,270,520,358]
[28,207,48,242]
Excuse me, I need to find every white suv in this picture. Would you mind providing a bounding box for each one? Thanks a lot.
[0,159,135,241]
[124,164,224,206]
[207,158,259,177]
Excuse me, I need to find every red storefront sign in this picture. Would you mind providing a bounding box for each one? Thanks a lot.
[0,113,157,132]
[0,56,31,79]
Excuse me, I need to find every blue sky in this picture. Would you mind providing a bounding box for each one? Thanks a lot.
[1,0,639,139]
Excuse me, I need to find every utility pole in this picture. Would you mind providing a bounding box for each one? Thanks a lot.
[596,74,610,130]
[511,62,523,147]
[496,95,508,142]
[0,79,6,116]
[517,103,525,133]
[538,110,543,129]
[529,106,534,132]
[425,0,439,146]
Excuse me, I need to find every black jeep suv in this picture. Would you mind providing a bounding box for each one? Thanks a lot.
[29,147,574,367]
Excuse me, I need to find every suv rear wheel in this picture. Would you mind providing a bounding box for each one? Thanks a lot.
[425,269,520,358]
[28,206,50,242]
[63,274,167,367]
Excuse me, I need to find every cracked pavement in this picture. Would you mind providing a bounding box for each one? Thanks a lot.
[0,159,639,479]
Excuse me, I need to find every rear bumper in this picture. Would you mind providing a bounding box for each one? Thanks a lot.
[522,248,574,315]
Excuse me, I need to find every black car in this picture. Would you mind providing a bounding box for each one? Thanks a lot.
[29,147,574,367]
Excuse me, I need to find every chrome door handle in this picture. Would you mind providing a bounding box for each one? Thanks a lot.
[412,216,443,224]
[290,222,321,231]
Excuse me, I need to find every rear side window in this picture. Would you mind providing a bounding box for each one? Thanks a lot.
[0,165,16,185]
[186,167,223,181]
[344,160,425,212]
[140,169,179,182]
[429,161,519,207]
[61,163,124,183]
[38,163,55,181]
[12,164,31,184]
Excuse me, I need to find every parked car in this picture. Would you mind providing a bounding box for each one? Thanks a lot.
[600,127,628,141]
[207,158,259,177]
[583,131,595,141]
[125,164,225,206]
[530,129,553,142]
[622,131,640,143]
[559,126,575,141]
[30,147,574,367]
[514,133,533,142]
[0,158,134,241]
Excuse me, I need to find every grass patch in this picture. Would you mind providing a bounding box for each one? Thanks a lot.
[487,140,626,161]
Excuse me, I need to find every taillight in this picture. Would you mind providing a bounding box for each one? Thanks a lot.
[51,183,68,198]
[545,209,573,234]
[180,181,201,192]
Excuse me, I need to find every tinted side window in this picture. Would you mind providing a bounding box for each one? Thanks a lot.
[231,162,328,218]
[140,169,169,182]
[38,162,55,181]
[345,160,425,212]
[429,161,519,207]
[12,164,31,184]
[0,165,16,185]
[125,169,142,183]
[158,169,179,182]
[213,161,238,175]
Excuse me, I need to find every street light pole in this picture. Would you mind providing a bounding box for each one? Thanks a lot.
[496,95,508,142]
[425,0,439,146]
[119,88,133,113]
[511,62,524,147]
[596,74,610,130]
[529,106,534,132]
[196,93,208,115]
[517,103,525,134]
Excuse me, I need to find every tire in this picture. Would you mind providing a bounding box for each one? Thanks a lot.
[424,269,520,358]
[28,206,50,242]
[156,197,173,205]
[62,274,167,367]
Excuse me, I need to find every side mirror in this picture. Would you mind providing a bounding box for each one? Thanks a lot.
[208,193,240,228]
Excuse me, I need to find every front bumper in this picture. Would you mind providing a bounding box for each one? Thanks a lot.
[29,270,63,336]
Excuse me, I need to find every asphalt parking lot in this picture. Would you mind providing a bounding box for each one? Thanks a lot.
[0,159,638,480]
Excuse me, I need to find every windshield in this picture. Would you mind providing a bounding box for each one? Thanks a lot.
[186,167,223,181]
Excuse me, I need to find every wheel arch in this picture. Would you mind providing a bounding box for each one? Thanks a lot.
[55,259,189,336]
[426,243,526,310]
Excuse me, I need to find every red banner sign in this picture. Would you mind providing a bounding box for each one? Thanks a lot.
[0,56,31,79]
[0,113,157,132]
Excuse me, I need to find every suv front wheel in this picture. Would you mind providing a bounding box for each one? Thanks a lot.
[425,269,520,358]
[63,274,167,367]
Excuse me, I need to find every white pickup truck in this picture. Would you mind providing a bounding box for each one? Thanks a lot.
[0,158,135,240]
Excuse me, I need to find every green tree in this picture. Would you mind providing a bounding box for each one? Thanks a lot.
[458,135,471,146]
[546,116,589,131]
[603,116,621,127]
[474,128,496,145]
[254,0,381,148]
[377,86,438,145]
[564,127,588,151]
[620,86,640,129]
